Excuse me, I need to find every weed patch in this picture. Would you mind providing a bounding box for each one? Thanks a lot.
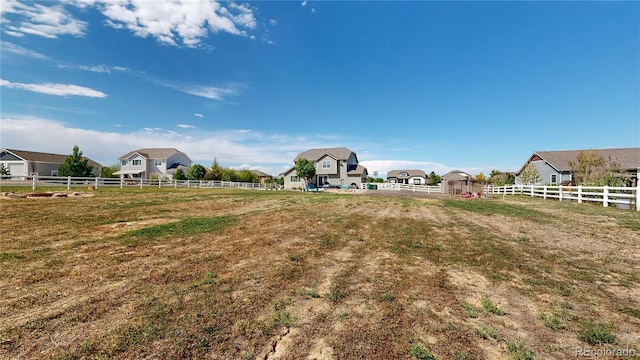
[120,216,234,245]
[578,321,616,345]
[481,295,506,316]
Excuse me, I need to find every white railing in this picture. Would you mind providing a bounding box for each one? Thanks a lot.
[362,182,442,194]
[0,175,267,191]
[486,184,639,211]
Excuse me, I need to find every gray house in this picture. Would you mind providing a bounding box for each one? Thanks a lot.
[515,148,640,186]
[114,148,192,180]
[282,147,368,190]
[0,148,102,178]
[386,170,427,185]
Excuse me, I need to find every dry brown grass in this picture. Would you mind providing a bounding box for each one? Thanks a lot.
[0,188,638,359]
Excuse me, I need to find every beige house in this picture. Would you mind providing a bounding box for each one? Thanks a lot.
[114,148,191,180]
[282,147,368,190]
[0,148,101,178]
[386,170,427,185]
[441,170,479,195]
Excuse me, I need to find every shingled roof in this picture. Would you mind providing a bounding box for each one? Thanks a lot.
[387,170,426,179]
[119,148,190,160]
[522,148,640,173]
[2,149,102,168]
[293,147,355,162]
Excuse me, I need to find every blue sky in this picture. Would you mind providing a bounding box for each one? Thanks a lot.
[1,0,638,178]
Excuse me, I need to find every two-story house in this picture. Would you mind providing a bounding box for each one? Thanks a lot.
[282,147,368,190]
[114,148,192,180]
[386,170,427,185]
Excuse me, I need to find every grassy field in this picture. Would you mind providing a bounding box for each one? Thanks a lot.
[0,188,638,359]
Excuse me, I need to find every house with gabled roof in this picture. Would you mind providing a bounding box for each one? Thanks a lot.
[386,170,427,185]
[441,170,477,195]
[114,148,191,180]
[281,147,368,190]
[515,148,640,186]
[0,148,102,178]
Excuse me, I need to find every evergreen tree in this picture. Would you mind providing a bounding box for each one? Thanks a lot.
[58,145,94,177]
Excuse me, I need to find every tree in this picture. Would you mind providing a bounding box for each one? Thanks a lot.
[204,158,223,181]
[427,171,441,186]
[236,169,258,183]
[0,163,10,176]
[519,162,541,185]
[569,150,626,186]
[475,172,487,183]
[101,164,120,178]
[295,158,316,190]
[58,145,94,177]
[173,168,186,180]
[187,164,207,180]
[489,169,501,179]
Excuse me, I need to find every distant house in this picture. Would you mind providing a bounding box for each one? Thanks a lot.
[441,170,478,195]
[251,169,273,184]
[515,148,640,186]
[114,148,192,180]
[386,170,427,185]
[0,148,101,178]
[282,147,368,189]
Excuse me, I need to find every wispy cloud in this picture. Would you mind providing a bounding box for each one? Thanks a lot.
[301,0,307,7]
[176,83,243,101]
[1,1,87,38]
[177,124,196,129]
[57,63,138,74]
[194,113,204,118]
[0,78,107,98]
[0,41,49,59]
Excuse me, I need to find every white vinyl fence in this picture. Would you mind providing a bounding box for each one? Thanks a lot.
[361,182,442,194]
[0,175,268,191]
[487,184,639,211]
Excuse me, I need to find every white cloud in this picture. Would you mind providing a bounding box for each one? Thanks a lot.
[1,1,257,47]
[177,124,196,129]
[0,117,327,175]
[1,41,49,59]
[194,113,204,118]
[1,1,87,38]
[98,0,257,47]
[0,78,107,97]
[269,19,277,26]
[177,83,241,100]
[301,0,307,7]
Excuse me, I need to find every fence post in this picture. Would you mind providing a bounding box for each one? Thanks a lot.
[603,186,608,208]
[543,186,547,200]
[120,177,124,189]
[577,186,582,204]
[67,176,71,190]
[174,179,177,188]
[95,177,99,189]
[636,185,639,211]
[158,178,161,188]
[140,178,143,189]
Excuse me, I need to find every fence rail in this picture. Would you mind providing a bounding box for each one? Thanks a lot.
[487,184,639,211]
[0,175,269,191]
[361,182,442,194]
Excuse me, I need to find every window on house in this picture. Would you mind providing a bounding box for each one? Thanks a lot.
[550,174,557,185]
[400,172,408,177]
[121,160,127,166]
[132,159,142,166]
[322,160,331,169]
[414,178,421,185]
[290,176,299,182]
[154,160,162,166]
